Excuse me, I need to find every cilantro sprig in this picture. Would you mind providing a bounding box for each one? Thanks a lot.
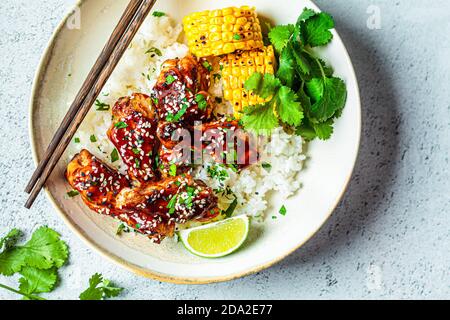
[0,227,123,300]
[241,8,347,140]
[0,227,68,300]
[79,273,123,300]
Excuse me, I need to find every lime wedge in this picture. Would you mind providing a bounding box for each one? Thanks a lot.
[179,215,250,258]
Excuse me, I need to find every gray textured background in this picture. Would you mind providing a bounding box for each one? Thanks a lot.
[0,0,449,300]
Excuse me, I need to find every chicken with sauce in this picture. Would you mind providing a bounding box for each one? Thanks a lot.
[107,93,159,185]
[66,55,256,243]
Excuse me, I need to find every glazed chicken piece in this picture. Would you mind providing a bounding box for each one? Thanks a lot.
[156,121,194,178]
[66,150,171,242]
[107,93,159,185]
[156,118,259,174]
[200,119,259,168]
[116,175,220,224]
[151,55,214,123]
[66,149,130,215]
[66,150,219,243]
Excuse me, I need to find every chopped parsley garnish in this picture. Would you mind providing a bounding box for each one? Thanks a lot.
[114,121,128,129]
[279,205,287,216]
[223,198,238,218]
[145,47,162,56]
[202,61,213,72]
[111,148,119,163]
[134,159,141,169]
[168,103,189,122]
[262,163,272,171]
[67,190,79,198]
[241,8,347,140]
[74,137,80,144]
[195,94,208,110]
[233,34,241,40]
[167,194,178,215]
[116,223,129,235]
[90,135,97,143]
[165,75,176,85]
[132,148,140,155]
[207,164,229,182]
[213,73,222,81]
[169,164,177,177]
[152,98,159,105]
[95,99,110,111]
[152,11,166,17]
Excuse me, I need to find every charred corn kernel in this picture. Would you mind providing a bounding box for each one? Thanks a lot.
[183,6,264,57]
[220,46,276,117]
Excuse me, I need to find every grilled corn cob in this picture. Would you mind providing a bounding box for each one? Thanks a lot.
[221,46,276,117]
[183,6,264,57]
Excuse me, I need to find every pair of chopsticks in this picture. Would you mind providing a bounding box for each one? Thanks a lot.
[25,0,158,209]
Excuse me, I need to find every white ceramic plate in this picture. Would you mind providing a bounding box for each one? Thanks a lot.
[30,0,361,283]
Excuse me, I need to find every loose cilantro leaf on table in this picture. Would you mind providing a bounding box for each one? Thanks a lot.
[79,273,124,300]
[19,267,59,297]
[0,229,22,251]
[0,227,68,300]
[241,8,347,141]
[0,227,124,300]
[0,227,68,276]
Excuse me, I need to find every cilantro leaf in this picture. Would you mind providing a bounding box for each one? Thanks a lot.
[297,8,317,23]
[275,86,303,126]
[301,12,335,47]
[0,227,68,276]
[305,78,324,102]
[291,41,311,75]
[313,120,334,140]
[307,77,347,122]
[0,229,22,251]
[268,24,295,53]
[296,124,317,140]
[276,45,297,87]
[244,73,281,99]
[241,104,279,134]
[19,267,58,296]
[79,273,123,300]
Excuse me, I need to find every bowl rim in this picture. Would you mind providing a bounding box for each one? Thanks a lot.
[28,0,362,284]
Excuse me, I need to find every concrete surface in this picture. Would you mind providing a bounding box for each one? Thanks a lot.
[0,0,449,300]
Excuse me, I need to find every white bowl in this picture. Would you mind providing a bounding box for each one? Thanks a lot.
[29,0,361,284]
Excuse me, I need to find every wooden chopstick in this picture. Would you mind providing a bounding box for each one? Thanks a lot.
[25,0,158,209]
[25,0,143,194]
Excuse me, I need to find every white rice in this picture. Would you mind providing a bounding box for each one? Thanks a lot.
[70,15,306,221]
